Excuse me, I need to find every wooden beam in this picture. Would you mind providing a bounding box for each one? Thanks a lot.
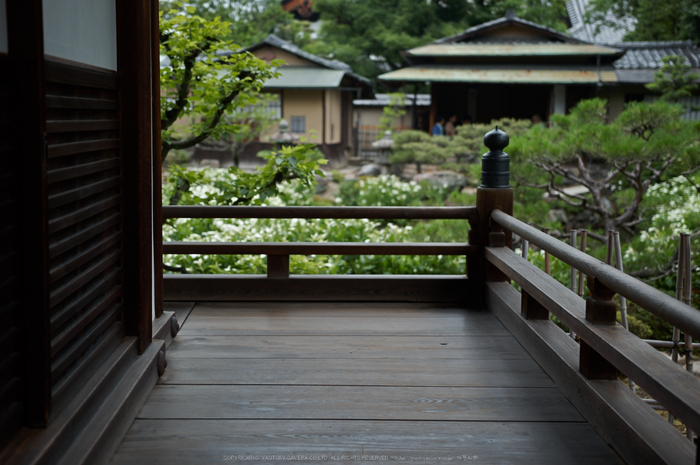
[163,242,475,256]
[163,275,476,303]
[163,205,476,220]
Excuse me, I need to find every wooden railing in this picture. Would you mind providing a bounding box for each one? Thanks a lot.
[161,126,700,463]
[163,206,477,279]
[485,208,700,463]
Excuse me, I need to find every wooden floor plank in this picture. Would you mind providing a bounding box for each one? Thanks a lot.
[110,420,620,465]
[190,301,476,317]
[137,385,583,422]
[159,357,555,387]
[179,315,509,336]
[110,301,619,464]
[165,335,531,360]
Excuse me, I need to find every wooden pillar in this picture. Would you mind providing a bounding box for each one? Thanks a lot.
[580,276,618,379]
[7,0,51,428]
[150,0,164,319]
[152,0,163,319]
[470,127,513,289]
[118,0,155,354]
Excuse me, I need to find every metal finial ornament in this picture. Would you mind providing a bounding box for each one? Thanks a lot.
[480,126,511,189]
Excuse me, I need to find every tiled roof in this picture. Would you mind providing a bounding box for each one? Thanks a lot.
[255,34,353,71]
[566,0,635,44]
[609,42,700,69]
[353,93,431,107]
[224,34,373,86]
[436,11,581,45]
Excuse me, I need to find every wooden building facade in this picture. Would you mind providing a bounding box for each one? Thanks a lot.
[0,0,164,462]
[380,11,700,126]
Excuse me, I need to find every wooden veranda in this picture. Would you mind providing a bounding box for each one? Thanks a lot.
[1,2,700,462]
[110,300,619,464]
[107,129,699,464]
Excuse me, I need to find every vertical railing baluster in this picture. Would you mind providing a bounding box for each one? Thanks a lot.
[570,229,578,340]
[669,234,686,426]
[682,233,693,440]
[544,228,551,276]
[521,239,529,260]
[578,229,587,298]
[611,231,634,391]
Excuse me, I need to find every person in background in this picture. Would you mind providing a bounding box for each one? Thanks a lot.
[444,114,458,138]
[432,116,445,136]
[532,114,544,126]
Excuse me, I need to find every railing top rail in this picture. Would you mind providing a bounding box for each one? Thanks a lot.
[162,241,475,256]
[163,205,477,220]
[491,208,700,338]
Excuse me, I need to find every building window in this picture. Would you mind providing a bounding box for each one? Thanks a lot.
[266,93,282,119]
[290,116,306,134]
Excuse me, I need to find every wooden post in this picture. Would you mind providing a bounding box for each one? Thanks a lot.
[152,0,164,319]
[8,0,52,428]
[543,228,551,275]
[580,275,618,379]
[268,255,290,278]
[118,0,155,354]
[521,291,549,320]
[472,127,513,289]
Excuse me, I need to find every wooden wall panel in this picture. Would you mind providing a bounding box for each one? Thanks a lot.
[43,61,125,408]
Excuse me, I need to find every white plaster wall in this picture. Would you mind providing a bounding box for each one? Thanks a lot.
[552,85,566,115]
[42,0,117,70]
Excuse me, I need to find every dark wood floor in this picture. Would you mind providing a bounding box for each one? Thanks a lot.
[109,302,621,464]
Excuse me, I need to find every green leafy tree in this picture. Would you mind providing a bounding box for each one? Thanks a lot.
[160,0,296,46]
[390,130,450,173]
[378,93,407,133]
[159,3,326,213]
[390,118,531,176]
[306,0,569,80]
[509,98,700,238]
[159,5,279,162]
[164,143,327,207]
[196,92,281,168]
[646,55,700,102]
[447,118,532,166]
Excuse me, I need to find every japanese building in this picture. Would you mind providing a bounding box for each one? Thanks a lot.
[379,10,700,127]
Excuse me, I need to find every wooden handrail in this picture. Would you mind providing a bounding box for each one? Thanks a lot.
[163,242,475,256]
[491,209,700,338]
[163,205,476,220]
[486,246,700,434]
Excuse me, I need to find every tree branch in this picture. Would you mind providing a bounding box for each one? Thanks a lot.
[163,71,260,162]
[161,46,206,132]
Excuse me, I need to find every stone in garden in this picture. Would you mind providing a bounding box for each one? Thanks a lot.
[412,171,468,190]
[200,159,220,168]
[548,209,568,224]
[358,163,382,177]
